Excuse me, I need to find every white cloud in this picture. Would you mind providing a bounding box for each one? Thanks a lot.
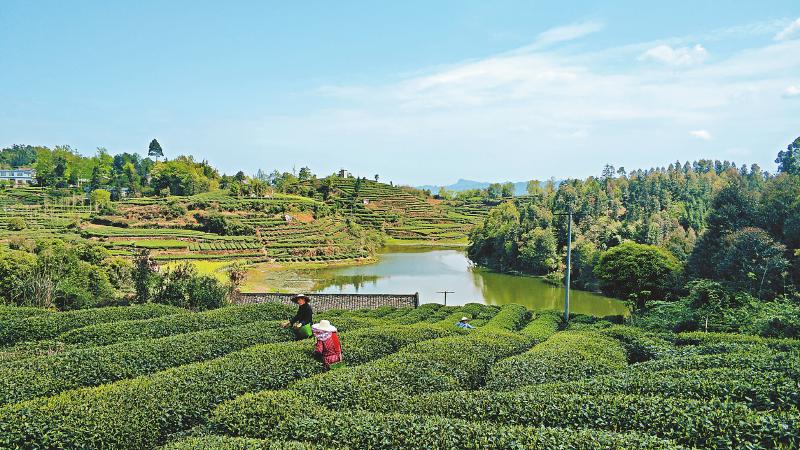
[639,44,709,66]
[775,18,800,41]
[690,130,712,140]
[526,21,605,50]
[784,85,800,98]
[235,20,800,183]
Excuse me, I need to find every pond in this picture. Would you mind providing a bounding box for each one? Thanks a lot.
[251,245,628,317]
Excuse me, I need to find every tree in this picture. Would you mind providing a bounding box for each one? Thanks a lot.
[468,201,520,268]
[226,261,247,299]
[517,227,558,274]
[298,167,313,181]
[149,156,217,196]
[374,174,379,182]
[132,250,156,302]
[486,183,503,199]
[595,242,681,308]
[688,179,757,278]
[0,249,36,305]
[148,139,164,160]
[89,189,112,211]
[775,136,800,175]
[526,180,544,197]
[715,227,789,299]
[501,182,515,198]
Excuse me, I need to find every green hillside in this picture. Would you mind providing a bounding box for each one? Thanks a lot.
[0,180,494,265]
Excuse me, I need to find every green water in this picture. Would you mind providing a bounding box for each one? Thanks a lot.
[295,245,628,317]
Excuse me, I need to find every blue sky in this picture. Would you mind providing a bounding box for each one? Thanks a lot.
[1,1,799,185]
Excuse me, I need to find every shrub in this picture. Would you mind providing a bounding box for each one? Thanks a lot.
[0,320,290,405]
[595,241,681,307]
[430,303,501,326]
[674,331,800,351]
[194,212,254,236]
[209,391,679,450]
[162,436,323,450]
[519,310,562,343]
[530,367,798,411]
[628,346,800,379]
[485,330,627,390]
[7,217,26,231]
[389,303,441,324]
[635,299,699,333]
[151,263,229,310]
[59,302,295,346]
[0,316,377,405]
[0,305,52,321]
[0,303,185,345]
[481,303,530,330]
[0,339,77,365]
[285,305,536,411]
[600,325,674,362]
[390,390,798,449]
[0,324,454,449]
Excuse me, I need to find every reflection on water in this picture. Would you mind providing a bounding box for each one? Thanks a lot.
[292,245,628,317]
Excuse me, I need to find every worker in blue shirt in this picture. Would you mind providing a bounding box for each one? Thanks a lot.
[455,316,474,329]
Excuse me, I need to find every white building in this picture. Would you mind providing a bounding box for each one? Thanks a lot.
[0,168,35,185]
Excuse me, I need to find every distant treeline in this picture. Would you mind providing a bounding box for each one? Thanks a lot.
[468,136,800,307]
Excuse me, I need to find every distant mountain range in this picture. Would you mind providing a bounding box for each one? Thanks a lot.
[417,179,533,196]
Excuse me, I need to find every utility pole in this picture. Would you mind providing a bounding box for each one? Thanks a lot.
[554,210,574,323]
[564,210,572,323]
[436,290,454,306]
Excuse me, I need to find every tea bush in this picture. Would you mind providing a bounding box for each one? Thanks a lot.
[261,307,551,413]
[0,319,380,404]
[388,390,797,449]
[485,330,627,390]
[209,391,680,450]
[0,305,53,321]
[675,331,800,351]
[0,304,185,345]
[628,346,800,378]
[0,339,78,365]
[58,302,295,346]
[162,435,325,450]
[0,324,454,449]
[600,325,675,362]
[481,303,530,330]
[528,367,798,411]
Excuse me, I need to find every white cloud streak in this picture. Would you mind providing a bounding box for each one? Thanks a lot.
[525,21,605,50]
[775,17,800,41]
[784,85,800,98]
[639,44,709,66]
[690,130,712,140]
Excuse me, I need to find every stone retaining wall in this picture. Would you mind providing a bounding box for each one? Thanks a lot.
[235,292,419,312]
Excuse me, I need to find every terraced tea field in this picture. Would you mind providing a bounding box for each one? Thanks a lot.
[329,178,491,242]
[1,182,494,264]
[0,302,796,449]
[0,187,88,240]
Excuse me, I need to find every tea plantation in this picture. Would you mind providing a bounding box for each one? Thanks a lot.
[0,181,493,266]
[0,302,797,449]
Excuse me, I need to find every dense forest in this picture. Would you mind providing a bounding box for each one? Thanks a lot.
[468,137,800,335]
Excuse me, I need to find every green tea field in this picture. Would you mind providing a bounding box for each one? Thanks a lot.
[0,302,797,449]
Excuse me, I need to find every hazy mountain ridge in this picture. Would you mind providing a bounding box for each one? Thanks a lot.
[418,179,558,196]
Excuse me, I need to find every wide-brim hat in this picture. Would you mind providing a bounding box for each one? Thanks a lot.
[460,317,471,322]
[312,319,337,332]
[291,294,310,303]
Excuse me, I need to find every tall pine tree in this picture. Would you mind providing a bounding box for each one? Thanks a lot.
[148,139,164,161]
